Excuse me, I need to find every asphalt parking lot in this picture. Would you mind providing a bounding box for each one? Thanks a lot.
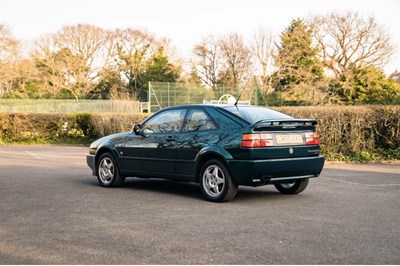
[0,145,399,264]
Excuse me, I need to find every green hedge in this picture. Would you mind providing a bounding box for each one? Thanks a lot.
[275,106,400,160]
[0,113,149,144]
[1,106,399,161]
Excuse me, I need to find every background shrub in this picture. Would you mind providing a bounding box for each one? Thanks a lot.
[275,105,400,160]
[0,112,149,144]
[0,106,399,161]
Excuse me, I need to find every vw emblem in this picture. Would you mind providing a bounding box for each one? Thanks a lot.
[288,147,294,154]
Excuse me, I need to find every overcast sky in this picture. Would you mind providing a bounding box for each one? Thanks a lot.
[1,0,399,74]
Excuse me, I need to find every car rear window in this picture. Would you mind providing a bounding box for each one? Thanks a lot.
[223,106,292,123]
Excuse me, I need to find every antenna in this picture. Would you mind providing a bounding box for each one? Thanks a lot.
[234,86,247,107]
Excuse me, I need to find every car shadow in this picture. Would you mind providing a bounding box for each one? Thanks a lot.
[123,178,204,200]
[123,178,289,202]
[80,176,300,202]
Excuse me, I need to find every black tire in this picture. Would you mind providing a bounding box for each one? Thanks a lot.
[199,159,238,202]
[274,178,309,194]
[96,152,125,187]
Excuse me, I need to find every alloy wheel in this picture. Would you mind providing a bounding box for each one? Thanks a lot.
[202,165,226,198]
[98,157,114,185]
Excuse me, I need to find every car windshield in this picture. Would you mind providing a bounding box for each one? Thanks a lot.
[223,106,292,124]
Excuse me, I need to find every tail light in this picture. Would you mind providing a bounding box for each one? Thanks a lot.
[241,134,274,148]
[241,132,320,148]
[304,132,320,145]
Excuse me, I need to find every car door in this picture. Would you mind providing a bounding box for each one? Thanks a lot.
[122,108,187,176]
[176,108,219,178]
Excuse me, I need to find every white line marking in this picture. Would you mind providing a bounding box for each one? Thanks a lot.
[320,177,400,187]
[25,151,42,160]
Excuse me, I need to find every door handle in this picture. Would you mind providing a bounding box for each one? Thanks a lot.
[165,136,176,142]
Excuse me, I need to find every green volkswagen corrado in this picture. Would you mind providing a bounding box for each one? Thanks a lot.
[87,104,324,202]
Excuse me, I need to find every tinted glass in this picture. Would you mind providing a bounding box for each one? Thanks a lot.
[184,109,217,132]
[143,109,186,133]
[224,106,292,123]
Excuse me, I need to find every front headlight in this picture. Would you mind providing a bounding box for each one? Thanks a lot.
[89,140,100,155]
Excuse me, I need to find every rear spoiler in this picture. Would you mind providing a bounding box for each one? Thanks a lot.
[251,119,318,130]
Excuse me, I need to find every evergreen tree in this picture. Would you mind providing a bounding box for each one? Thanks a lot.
[335,66,400,104]
[275,19,325,104]
[143,48,181,83]
[139,48,181,101]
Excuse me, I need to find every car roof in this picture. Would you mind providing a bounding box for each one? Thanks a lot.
[161,104,255,110]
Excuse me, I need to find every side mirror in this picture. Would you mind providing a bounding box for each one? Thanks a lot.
[133,124,152,137]
[133,124,142,135]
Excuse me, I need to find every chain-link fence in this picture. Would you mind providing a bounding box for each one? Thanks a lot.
[148,82,260,112]
[0,83,265,113]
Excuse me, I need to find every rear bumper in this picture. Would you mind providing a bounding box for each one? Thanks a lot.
[86,154,96,176]
[227,156,325,186]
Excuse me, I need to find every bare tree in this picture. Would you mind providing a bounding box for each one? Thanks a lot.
[113,28,159,94]
[0,25,19,62]
[58,24,114,83]
[218,33,253,86]
[192,35,221,88]
[310,11,396,79]
[0,24,20,95]
[250,28,276,94]
[158,37,182,68]
[33,24,112,99]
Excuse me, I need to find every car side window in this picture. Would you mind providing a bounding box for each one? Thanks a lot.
[143,109,186,134]
[184,109,217,132]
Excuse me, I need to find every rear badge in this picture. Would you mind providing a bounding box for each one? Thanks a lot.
[289,147,294,154]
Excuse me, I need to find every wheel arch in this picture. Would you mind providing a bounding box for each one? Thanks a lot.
[94,143,121,173]
[194,146,233,183]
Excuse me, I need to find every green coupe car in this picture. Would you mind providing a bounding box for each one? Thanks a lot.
[87,104,324,202]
